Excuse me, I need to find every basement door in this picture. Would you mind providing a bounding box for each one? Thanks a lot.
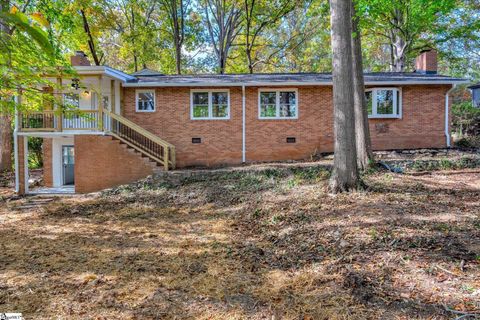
[62,146,75,185]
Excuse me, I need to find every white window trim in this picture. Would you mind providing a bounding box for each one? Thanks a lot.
[190,89,230,120]
[135,89,156,112]
[258,88,299,120]
[366,87,402,119]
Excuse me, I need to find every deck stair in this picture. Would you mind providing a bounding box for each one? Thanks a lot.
[103,111,175,171]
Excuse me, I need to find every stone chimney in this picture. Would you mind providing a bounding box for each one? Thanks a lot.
[70,51,91,66]
[415,49,437,74]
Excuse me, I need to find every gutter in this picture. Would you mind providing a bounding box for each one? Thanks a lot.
[13,96,19,193]
[121,80,468,88]
[445,84,456,148]
[242,85,246,163]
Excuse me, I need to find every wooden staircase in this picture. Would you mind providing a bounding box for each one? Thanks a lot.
[104,111,176,170]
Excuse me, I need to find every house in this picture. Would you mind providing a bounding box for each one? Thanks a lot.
[14,50,466,194]
[468,83,480,108]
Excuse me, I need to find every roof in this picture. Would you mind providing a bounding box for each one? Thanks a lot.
[123,72,467,87]
[468,82,480,90]
[130,68,165,76]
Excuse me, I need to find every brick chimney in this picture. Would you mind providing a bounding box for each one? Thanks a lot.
[70,51,91,66]
[415,49,437,74]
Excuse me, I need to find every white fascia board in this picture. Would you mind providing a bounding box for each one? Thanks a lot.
[73,66,136,82]
[122,79,468,87]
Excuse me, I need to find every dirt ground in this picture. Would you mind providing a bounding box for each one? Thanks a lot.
[0,168,479,319]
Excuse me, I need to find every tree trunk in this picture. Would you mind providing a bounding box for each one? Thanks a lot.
[0,0,12,172]
[351,2,373,171]
[0,114,12,172]
[175,43,181,74]
[329,0,359,193]
[80,9,101,66]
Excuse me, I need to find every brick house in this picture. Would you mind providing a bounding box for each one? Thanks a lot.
[14,50,466,194]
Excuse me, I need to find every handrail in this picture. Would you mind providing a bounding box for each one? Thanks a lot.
[104,110,176,170]
[19,109,176,170]
[106,111,175,148]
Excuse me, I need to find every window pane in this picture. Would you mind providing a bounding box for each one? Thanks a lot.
[365,91,373,115]
[260,92,276,105]
[211,92,228,118]
[193,105,209,118]
[138,92,155,111]
[212,105,228,118]
[212,92,228,105]
[280,91,296,105]
[260,104,277,117]
[193,92,208,105]
[376,90,394,115]
[279,104,296,117]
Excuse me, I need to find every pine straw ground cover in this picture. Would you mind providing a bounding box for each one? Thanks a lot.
[0,168,479,319]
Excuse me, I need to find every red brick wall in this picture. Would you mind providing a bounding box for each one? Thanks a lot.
[43,138,53,187]
[122,84,451,167]
[369,85,451,150]
[123,87,243,167]
[74,135,156,193]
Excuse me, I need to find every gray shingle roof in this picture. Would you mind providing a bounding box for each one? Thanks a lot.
[125,72,466,86]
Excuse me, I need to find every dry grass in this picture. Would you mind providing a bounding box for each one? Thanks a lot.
[0,168,479,319]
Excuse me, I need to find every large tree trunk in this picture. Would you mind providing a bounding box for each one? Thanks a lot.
[0,0,12,172]
[351,2,373,171]
[329,0,359,193]
[0,114,12,172]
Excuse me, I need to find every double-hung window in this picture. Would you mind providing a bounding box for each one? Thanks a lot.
[191,90,230,119]
[259,89,298,119]
[365,88,401,118]
[136,90,155,112]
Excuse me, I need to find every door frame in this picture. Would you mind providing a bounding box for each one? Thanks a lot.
[62,145,75,186]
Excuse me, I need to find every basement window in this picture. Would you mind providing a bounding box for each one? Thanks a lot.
[191,90,230,119]
[136,90,156,112]
[259,89,298,119]
[365,88,402,118]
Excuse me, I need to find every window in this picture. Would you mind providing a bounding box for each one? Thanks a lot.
[191,90,230,119]
[259,89,298,119]
[365,88,401,118]
[63,93,79,109]
[136,90,155,112]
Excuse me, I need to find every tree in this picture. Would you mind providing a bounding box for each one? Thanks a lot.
[158,0,190,74]
[203,0,243,74]
[243,0,294,73]
[0,0,11,172]
[358,0,456,72]
[329,0,359,192]
[351,1,373,170]
[0,1,58,172]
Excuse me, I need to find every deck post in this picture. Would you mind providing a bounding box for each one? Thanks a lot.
[164,147,169,171]
[98,75,103,131]
[56,77,63,132]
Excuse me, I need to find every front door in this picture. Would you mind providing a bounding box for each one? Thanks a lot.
[62,146,75,185]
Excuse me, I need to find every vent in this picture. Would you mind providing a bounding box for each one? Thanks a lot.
[192,137,202,144]
[286,137,296,143]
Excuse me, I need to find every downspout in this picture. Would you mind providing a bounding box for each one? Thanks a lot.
[445,84,456,148]
[13,96,19,193]
[242,85,246,163]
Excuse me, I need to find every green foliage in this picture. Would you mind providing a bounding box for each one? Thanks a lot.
[28,137,43,169]
[452,101,480,137]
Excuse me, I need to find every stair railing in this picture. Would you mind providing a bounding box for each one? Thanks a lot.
[103,110,176,170]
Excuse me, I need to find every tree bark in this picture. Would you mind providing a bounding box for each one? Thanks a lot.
[329,0,359,193]
[351,2,373,171]
[80,9,101,66]
[0,0,12,172]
